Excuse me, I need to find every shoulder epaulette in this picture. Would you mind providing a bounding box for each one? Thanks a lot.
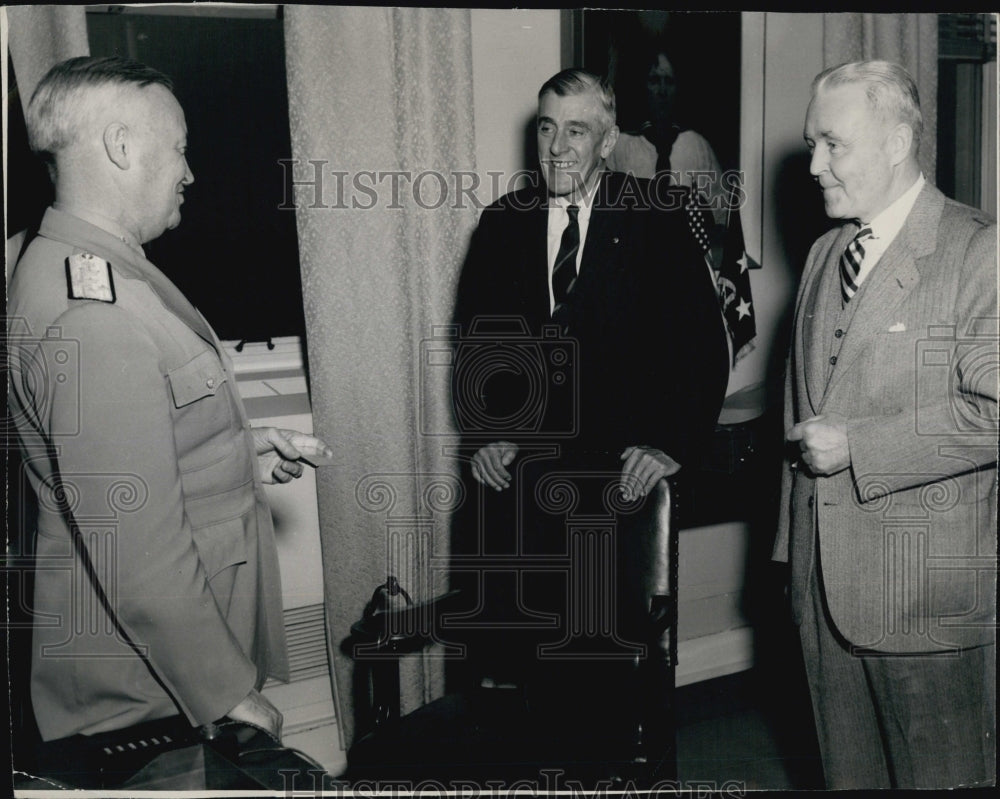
[66,252,116,303]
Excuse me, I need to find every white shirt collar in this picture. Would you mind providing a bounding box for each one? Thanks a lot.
[863,173,925,243]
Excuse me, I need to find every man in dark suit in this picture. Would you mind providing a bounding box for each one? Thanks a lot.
[450,69,729,754]
[775,60,996,788]
[7,56,332,783]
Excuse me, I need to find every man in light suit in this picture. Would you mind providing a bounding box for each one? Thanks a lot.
[775,60,996,788]
[7,57,332,782]
[450,69,729,765]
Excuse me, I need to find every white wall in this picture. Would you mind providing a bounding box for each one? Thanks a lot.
[470,9,561,205]
[727,12,826,399]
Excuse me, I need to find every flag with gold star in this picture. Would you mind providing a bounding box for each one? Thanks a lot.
[717,201,756,366]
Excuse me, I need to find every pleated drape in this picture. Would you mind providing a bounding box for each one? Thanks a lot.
[284,6,478,749]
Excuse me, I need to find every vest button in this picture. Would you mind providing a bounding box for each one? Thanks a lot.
[829,356,837,366]
[835,328,844,338]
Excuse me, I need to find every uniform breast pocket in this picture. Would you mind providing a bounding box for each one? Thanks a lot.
[192,515,249,582]
[168,349,235,470]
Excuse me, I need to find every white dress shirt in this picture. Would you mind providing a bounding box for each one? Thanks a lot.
[854,173,925,290]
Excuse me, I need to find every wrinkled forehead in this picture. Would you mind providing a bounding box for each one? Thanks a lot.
[538,87,605,122]
[806,83,875,130]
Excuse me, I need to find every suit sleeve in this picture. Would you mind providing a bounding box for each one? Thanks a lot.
[847,222,998,499]
[46,302,256,726]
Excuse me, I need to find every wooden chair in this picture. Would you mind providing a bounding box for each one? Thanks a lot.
[343,476,678,787]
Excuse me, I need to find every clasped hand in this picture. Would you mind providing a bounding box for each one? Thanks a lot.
[251,427,333,484]
[470,441,679,499]
[786,412,850,476]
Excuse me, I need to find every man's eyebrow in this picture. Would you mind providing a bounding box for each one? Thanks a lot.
[537,116,593,131]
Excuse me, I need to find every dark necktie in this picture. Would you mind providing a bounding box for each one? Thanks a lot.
[552,204,580,319]
[840,226,872,304]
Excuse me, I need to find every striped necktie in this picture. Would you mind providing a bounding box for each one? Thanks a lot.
[552,204,580,319]
[840,226,872,304]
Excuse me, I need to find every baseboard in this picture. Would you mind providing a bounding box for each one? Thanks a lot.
[676,626,755,687]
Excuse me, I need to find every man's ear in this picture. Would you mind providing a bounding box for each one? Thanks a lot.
[103,122,130,169]
[601,124,620,159]
[885,121,914,167]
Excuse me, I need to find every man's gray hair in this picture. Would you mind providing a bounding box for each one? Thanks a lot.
[539,69,617,130]
[26,56,174,169]
[812,60,923,153]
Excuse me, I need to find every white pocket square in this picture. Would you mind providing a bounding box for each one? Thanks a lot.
[888,322,906,332]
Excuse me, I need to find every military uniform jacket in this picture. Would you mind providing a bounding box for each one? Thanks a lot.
[8,207,289,741]
[773,184,997,654]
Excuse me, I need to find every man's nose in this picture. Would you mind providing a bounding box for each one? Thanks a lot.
[808,147,826,177]
[183,159,195,185]
[549,130,568,155]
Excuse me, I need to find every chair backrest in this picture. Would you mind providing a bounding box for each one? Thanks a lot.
[346,474,679,782]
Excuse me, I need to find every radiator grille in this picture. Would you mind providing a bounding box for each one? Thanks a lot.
[275,602,330,683]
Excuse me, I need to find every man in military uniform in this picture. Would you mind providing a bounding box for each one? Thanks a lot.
[7,56,331,775]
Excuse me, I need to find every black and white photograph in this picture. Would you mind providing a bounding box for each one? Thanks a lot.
[3,6,997,794]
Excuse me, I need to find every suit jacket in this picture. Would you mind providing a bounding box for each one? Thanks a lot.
[7,207,288,741]
[452,170,729,469]
[774,183,997,653]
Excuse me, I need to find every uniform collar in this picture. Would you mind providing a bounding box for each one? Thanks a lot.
[52,201,145,257]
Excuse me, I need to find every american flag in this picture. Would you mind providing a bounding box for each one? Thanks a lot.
[716,198,757,365]
[683,185,756,366]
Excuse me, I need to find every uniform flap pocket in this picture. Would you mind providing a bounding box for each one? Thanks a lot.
[192,517,248,580]
[168,350,227,408]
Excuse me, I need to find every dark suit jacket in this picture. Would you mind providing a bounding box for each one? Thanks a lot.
[452,170,729,469]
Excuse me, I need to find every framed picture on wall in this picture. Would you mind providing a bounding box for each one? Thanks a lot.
[563,10,748,257]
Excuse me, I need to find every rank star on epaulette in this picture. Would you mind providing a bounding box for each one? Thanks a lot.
[66,252,116,303]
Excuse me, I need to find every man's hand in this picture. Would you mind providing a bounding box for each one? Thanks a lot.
[786,413,850,476]
[227,688,283,742]
[251,427,333,484]
[619,445,681,500]
[471,442,519,491]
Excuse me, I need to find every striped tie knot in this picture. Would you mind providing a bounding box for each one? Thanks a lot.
[840,225,873,304]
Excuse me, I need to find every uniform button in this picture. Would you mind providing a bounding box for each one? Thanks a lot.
[829,356,837,365]
[206,377,216,389]
[835,328,844,338]
[808,496,814,508]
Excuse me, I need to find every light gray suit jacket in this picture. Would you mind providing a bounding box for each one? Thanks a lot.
[8,208,289,740]
[774,183,997,653]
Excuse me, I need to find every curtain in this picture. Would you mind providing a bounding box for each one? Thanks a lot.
[284,6,477,750]
[7,4,89,112]
[823,13,938,181]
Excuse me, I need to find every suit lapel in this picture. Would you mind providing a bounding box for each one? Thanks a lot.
[575,172,622,298]
[820,184,942,406]
[525,194,551,324]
